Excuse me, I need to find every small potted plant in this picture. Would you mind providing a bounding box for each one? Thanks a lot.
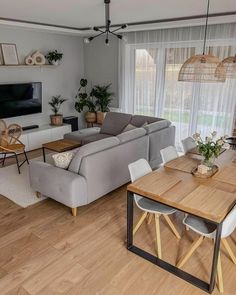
[91,84,113,124]
[46,50,63,66]
[75,79,96,123]
[48,95,67,126]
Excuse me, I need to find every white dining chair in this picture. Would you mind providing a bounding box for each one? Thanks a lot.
[128,158,181,259]
[177,205,236,293]
[160,146,179,163]
[181,137,197,154]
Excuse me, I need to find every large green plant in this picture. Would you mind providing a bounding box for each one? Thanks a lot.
[46,50,63,63]
[75,79,96,113]
[48,95,67,115]
[91,84,113,112]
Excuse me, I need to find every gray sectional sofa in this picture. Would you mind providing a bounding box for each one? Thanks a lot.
[29,112,175,216]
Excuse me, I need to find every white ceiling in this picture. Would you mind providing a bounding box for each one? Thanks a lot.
[0,0,236,34]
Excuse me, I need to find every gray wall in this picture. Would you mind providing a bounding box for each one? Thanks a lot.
[0,26,85,128]
[84,35,119,108]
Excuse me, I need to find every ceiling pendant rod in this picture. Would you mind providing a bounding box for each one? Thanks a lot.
[202,0,210,55]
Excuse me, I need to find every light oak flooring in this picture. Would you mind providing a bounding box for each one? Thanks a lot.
[0,150,235,294]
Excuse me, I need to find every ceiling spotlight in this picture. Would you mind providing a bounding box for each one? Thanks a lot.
[84,38,90,44]
[84,0,127,45]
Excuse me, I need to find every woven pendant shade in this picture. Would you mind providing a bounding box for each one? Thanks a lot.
[178,54,226,83]
[215,56,236,79]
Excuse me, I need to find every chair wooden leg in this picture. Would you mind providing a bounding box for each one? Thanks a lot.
[71,207,77,217]
[163,215,181,239]
[177,236,204,268]
[154,213,162,259]
[217,251,224,293]
[147,213,153,225]
[222,238,236,264]
[133,212,147,235]
[36,191,42,198]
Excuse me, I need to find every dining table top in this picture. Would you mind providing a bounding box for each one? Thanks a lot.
[127,149,236,223]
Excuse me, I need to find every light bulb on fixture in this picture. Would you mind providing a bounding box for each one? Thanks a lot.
[84,38,90,44]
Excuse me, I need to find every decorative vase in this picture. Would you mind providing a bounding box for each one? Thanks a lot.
[50,114,63,126]
[202,156,215,170]
[85,112,96,123]
[96,111,107,124]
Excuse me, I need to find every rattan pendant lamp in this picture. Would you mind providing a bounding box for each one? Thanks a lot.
[178,0,226,83]
[215,55,236,79]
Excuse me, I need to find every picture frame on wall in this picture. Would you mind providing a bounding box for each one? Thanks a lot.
[1,43,19,65]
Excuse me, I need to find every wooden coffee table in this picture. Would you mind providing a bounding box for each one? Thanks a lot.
[42,139,81,162]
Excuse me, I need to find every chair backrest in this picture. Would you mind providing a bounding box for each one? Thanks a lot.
[222,205,236,238]
[128,159,152,203]
[0,121,22,147]
[160,146,178,164]
[181,137,197,153]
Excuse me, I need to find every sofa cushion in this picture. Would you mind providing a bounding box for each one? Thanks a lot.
[117,128,147,143]
[144,120,171,134]
[81,133,112,145]
[100,112,132,135]
[68,137,120,173]
[122,123,136,133]
[130,115,161,127]
[64,127,100,142]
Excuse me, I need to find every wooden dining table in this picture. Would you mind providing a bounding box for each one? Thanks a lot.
[127,149,236,294]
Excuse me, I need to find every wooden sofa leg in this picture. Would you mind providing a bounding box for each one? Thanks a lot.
[72,208,77,217]
[36,191,42,198]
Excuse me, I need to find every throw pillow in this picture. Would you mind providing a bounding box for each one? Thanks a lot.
[122,123,136,133]
[52,151,74,169]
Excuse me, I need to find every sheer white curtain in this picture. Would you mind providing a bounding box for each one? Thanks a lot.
[119,23,236,149]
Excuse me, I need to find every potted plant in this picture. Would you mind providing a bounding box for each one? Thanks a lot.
[75,79,96,123]
[46,50,63,66]
[91,84,113,124]
[193,131,230,170]
[48,95,67,126]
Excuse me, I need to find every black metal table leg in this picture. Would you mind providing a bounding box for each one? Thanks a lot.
[43,147,46,162]
[209,222,223,293]
[127,191,134,249]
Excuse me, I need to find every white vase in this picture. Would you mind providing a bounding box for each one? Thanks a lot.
[51,60,60,66]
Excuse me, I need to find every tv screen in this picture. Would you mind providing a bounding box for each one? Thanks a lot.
[0,82,42,119]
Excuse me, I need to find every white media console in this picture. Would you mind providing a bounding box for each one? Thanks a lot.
[20,124,71,151]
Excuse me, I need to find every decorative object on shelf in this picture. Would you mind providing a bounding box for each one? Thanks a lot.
[32,51,46,65]
[45,50,63,66]
[216,55,236,80]
[178,0,226,83]
[1,43,19,65]
[192,131,230,171]
[91,84,113,124]
[84,0,127,45]
[75,79,96,124]
[48,95,67,126]
[25,55,34,65]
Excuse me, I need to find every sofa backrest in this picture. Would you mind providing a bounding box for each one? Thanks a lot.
[144,120,171,134]
[130,115,161,127]
[117,128,146,143]
[100,112,132,135]
[68,137,120,173]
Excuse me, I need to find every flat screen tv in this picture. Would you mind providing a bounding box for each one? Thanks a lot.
[0,82,42,119]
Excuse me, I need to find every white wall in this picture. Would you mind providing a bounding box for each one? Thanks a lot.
[84,35,119,108]
[0,26,85,128]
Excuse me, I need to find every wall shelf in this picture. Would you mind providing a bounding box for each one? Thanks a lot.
[0,64,57,68]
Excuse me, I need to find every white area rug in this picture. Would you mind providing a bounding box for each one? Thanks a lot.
[0,156,53,208]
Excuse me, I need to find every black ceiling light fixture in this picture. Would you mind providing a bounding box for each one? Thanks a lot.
[84,0,127,45]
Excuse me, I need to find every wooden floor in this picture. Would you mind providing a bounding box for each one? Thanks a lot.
[0,151,236,294]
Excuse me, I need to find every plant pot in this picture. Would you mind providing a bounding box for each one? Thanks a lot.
[50,114,63,126]
[49,60,60,66]
[96,111,107,124]
[85,112,96,123]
